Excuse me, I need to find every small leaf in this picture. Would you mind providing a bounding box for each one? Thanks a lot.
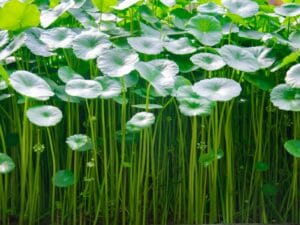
[284,139,300,158]
[127,36,164,55]
[190,53,225,71]
[52,170,75,188]
[58,66,83,83]
[66,134,92,152]
[126,112,155,131]
[164,37,197,55]
[255,161,269,172]
[176,85,215,117]
[262,183,278,196]
[0,153,15,174]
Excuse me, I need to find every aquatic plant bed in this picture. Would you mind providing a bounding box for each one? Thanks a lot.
[0,0,300,225]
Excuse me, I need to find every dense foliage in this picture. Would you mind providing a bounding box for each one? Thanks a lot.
[0,0,300,225]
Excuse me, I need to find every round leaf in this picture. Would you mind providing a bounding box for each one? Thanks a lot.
[164,37,197,55]
[246,46,275,69]
[135,59,179,96]
[72,31,111,60]
[66,134,92,152]
[126,111,155,131]
[9,70,54,101]
[40,27,76,49]
[58,66,83,83]
[219,45,260,72]
[186,15,222,46]
[270,84,300,111]
[284,139,300,158]
[193,78,242,101]
[285,64,300,88]
[197,2,225,15]
[66,79,102,99]
[222,0,259,18]
[95,76,122,99]
[127,36,164,55]
[24,28,54,57]
[190,53,225,71]
[176,85,215,116]
[52,170,74,188]
[97,48,139,77]
[26,105,63,127]
[0,153,15,174]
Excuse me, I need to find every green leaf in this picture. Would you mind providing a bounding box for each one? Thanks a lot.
[66,134,92,152]
[255,161,269,172]
[271,50,300,72]
[199,149,223,167]
[190,53,225,71]
[52,170,75,188]
[284,139,300,158]
[91,0,117,12]
[26,105,63,127]
[176,85,215,117]
[58,66,83,83]
[262,184,278,196]
[0,0,40,31]
[0,153,15,174]
[186,15,222,46]
[244,73,275,91]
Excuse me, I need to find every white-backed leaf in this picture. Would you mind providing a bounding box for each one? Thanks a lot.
[26,105,63,127]
[9,70,54,100]
[97,48,139,77]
